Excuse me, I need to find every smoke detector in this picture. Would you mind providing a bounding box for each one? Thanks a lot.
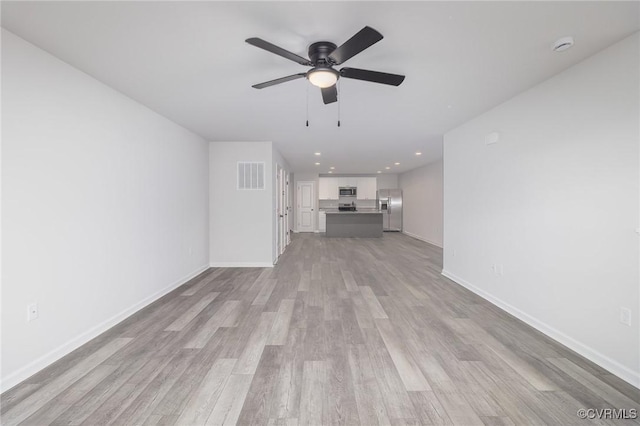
[552,36,574,52]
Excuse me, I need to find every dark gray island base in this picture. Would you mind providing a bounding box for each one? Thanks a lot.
[325,211,383,237]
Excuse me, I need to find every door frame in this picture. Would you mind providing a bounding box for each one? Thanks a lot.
[278,165,287,255]
[276,164,282,259]
[285,173,291,244]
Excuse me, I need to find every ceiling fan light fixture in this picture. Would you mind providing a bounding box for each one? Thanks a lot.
[307,67,339,88]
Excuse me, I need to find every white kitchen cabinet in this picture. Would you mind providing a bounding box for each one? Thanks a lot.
[357,177,377,200]
[319,178,330,200]
[318,211,327,232]
[344,177,358,187]
[319,177,338,200]
[334,177,356,188]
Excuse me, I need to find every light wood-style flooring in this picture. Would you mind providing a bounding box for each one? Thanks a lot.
[2,233,639,425]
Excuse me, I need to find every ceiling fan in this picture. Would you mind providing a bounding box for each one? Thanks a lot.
[246,26,405,104]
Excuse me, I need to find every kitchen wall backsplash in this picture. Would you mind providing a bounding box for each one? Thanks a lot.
[319,199,376,210]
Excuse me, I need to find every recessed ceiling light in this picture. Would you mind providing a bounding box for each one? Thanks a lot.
[447,105,452,109]
[377,171,382,173]
[315,162,320,165]
[314,152,321,156]
[394,162,400,165]
[330,166,335,170]
[552,36,574,52]
[415,152,422,156]
[385,166,391,170]
[328,171,333,174]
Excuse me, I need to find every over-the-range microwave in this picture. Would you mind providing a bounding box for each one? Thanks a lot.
[339,187,357,197]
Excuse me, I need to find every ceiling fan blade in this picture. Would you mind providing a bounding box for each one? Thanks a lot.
[321,85,338,104]
[252,73,306,89]
[246,38,312,66]
[328,26,383,65]
[340,67,405,86]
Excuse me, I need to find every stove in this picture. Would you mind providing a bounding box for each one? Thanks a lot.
[338,204,357,212]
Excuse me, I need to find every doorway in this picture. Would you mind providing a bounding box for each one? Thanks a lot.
[276,164,290,262]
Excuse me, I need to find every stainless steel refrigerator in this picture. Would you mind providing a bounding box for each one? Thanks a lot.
[377,189,402,231]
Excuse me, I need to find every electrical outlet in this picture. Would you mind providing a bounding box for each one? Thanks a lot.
[27,303,39,322]
[452,249,457,257]
[491,264,497,274]
[620,307,631,326]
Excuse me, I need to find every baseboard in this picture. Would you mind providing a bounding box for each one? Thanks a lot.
[0,264,210,393]
[402,230,443,248]
[441,269,640,389]
[209,262,274,268]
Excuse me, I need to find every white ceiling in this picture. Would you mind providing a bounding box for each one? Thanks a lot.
[2,1,638,173]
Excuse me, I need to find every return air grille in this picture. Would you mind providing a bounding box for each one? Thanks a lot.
[237,162,265,190]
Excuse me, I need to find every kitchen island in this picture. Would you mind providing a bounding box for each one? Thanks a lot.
[325,210,383,237]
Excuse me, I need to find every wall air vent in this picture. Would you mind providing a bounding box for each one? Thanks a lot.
[237,162,265,190]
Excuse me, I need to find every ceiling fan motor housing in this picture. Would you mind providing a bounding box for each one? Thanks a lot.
[308,42,337,65]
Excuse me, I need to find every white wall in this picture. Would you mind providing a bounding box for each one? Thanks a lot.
[399,159,443,247]
[1,30,210,391]
[443,33,639,386]
[209,141,274,267]
[377,173,398,189]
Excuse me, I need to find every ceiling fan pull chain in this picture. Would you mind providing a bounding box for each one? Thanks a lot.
[306,83,309,127]
[337,81,341,127]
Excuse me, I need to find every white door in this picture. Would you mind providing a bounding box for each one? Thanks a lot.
[297,181,315,232]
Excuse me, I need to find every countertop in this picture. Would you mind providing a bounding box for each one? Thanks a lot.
[323,209,382,215]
